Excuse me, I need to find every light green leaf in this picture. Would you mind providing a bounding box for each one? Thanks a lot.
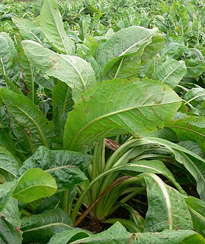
[13,168,57,203]
[39,0,75,54]
[19,146,92,190]
[0,88,55,153]
[97,26,157,77]
[97,26,156,67]
[153,59,187,89]
[185,59,205,78]
[0,32,20,85]
[144,173,192,232]
[63,78,181,150]
[138,34,165,78]
[22,40,96,102]
[12,17,43,43]
[21,208,72,243]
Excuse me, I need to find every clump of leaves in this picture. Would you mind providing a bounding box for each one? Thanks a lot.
[0,0,205,243]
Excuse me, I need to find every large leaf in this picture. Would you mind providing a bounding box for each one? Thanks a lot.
[97,26,157,77]
[63,78,181,150]
[39,0,75,54]
[122,137,205,200]
[0,181,16,212]
[152,59,187,89]
[138,34,165,78]
[0,198,22,244]
[55,222,205,244]
[19,146,92,190]
[12,17,43,43]
[0,32,20,85]
[22,40,96,102]
[52,81,73,137]
[48,229,91,244]
[121,160,183,193]
[186,196,205,237]
[0,147,19,181]
[13,168,57,203]
[185,59,205,78]
[21,208,72,243]
[166,113,205,153]
[144,173,192,232]
[0,88,55,153]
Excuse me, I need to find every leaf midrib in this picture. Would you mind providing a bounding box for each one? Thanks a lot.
[68,100,180,150]
[23,222,70,233]
[165,124,205,138]
[161,61,184,84]
[45,165,77,173]
[61,55,87,91]
[13,184,56,196]
[9,104,49,148]
[146,173,173,230]
[47,0,69,54]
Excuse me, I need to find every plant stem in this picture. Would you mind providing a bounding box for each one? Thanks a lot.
[74,176,130,226]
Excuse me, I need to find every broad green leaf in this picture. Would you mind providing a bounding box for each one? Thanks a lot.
[153,59,186,89]
[19,146,92,190]
[185,59,205,78]
[144,173,192,232]
[64,222,205,244]
[52,81,73,137]
[0,181,16,211]
[0,198,22,244]
[97,26,156,67]
[22,40,96,102]
[0,130,19,158]
[126,137,205,200]
[138,34,165,78]
[184,88,205,107]
[34,193,61,213]
[166,113,205,153]
[186,196,205,237]
[122,160,183,193]
[178,141,205,158]
[48,229,91,244]
[97,26,157,77]
[21,208,72,243]
[18,49,39,103]
[77,44,101,82]
[0,32,20,85]
[12,17,43,43]
[0,147,19,181]
[63,78,181,150]
[13,168,57,203]
[160,42,185,59]
[104,47,146,80]
[39,0,75,54]
[0,88,55,153]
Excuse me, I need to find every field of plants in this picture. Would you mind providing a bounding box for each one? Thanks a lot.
[0,0,205,243]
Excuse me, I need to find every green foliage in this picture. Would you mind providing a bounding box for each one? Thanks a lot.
[0,0,204,243]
